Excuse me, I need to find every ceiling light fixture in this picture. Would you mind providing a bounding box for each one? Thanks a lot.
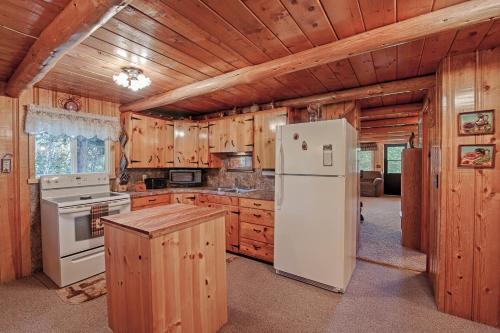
[113,67,151,92]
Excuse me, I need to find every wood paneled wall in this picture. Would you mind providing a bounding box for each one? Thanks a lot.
[289,101,360,130]
[0,88,119,284]
[429,48,500,328]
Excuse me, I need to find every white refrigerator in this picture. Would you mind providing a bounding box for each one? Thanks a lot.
[274,118,358,293]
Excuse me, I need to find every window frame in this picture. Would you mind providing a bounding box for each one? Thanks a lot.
[357,148,375,172]
[383,144,406,174]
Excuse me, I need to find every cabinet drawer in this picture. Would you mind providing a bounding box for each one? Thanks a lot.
[239,207,274,227]
[198,194,238,206]
[240,222,274,244]
[132,194,171,209]
[239,239,273,263]
[239,198,274,210]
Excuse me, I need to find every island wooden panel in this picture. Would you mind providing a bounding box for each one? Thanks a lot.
[430,47,500,328]
[104,206,227,333]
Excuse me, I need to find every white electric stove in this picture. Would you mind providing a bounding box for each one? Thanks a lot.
[40,173,130,287]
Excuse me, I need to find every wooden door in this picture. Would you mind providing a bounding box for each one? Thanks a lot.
[254,108,288,169]
[208,118,227,153]
[236,114,254,152]
[174,120,199,168]
[157,120,174,168]
[129,113,154,168]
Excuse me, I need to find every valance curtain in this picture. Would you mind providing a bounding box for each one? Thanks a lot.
[359,142,378,151]
[25,104,120,141]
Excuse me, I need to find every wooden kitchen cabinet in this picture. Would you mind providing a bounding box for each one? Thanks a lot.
[156,120,174,168]
[198,122,222,168]
[208,114,253,153]
[173,120,199,168]
[131,194,171,211]
[253,108,288,169]
[172,193,198,205]
[239,199,274,263]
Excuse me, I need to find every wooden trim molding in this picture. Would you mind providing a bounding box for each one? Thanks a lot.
[120,0,500,112]
[5,0,132,97]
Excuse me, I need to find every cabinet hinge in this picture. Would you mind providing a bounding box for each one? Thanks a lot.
[244,117,254,122]
[209,145,215,149]
[244,144,254,147]
[231,211,240,215]
[207,123,215,127]
[166,161,174,164]
[166,123,174,127]
[130,160,141,163]
[131,116,142,120]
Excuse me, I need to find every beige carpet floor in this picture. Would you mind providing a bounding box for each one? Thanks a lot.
[358,196,427,272]
[1,257,498,332]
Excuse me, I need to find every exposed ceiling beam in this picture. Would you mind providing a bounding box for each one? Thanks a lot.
[361,103,423,119]
[120,0,500,112]
[361,111,420,121]
[0,82,5,96]
[5,0,132,97]
[276,77,433,108]
[361,116,420,128]
[361,125,419,136]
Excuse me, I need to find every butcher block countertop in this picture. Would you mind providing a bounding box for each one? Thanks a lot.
[101,203,227,238]
[126,187,275,201]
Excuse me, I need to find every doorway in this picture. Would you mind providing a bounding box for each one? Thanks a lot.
[383,144,405,195]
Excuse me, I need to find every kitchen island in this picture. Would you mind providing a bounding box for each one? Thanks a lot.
[101,204,228,333]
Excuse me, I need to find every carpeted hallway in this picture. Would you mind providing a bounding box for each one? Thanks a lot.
[1,255,498,332]
[358,196,427,272]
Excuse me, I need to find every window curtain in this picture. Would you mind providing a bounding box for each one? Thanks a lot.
[25,104,120,141]
[359,142,378,151]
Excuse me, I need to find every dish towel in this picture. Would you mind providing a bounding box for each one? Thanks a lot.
[91,204,109,238]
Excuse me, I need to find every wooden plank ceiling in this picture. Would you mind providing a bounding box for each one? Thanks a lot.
[2,0,500,113]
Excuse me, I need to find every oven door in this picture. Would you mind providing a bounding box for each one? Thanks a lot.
[58,199,130,257]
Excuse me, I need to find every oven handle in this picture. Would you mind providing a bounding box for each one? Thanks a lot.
[59,200,130,214]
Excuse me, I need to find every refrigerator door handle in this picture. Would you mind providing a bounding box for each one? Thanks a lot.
[276,174,284,210]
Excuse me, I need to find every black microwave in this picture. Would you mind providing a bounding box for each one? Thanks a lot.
[168,170,202,187]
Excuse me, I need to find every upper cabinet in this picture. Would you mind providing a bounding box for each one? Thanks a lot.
[174,120,199,168]
[209,114,254,153]
[254,108,289,169]
[122,109,287,170]
[122,113,174,169]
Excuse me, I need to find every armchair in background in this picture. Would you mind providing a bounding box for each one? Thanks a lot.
[360,171,384,197]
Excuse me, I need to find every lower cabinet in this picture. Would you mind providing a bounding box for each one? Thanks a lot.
[131,193,275,262]
[238,198,275,263]
[131,194,171,211]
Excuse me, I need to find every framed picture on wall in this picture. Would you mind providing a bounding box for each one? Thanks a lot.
[457,144,496,168]
[457,110,495,136]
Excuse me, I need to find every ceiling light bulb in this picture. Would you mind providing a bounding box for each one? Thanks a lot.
[113,67,151,91]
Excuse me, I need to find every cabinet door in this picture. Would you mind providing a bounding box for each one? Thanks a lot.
[199,122,222,168]
[182,193,198,205]
[174,121,199,168]
[208,119,226,153]
[227,207,240,253]
[129,114,154,168]
[158,120,174,168]
[235,114,254,152]
[254,108,288,169]
[172,193,183,204]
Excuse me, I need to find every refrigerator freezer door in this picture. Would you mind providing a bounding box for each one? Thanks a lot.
[277,120,347,176]
[274,174,347,290]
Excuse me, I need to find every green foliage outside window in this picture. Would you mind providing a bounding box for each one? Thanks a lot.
[35,133,107,177]
[385,145,405,174]
[357,150,373,171]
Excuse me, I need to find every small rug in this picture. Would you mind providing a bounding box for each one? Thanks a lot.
[55,273,107,305]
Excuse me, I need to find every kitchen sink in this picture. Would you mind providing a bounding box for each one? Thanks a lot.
[206,187,257,194]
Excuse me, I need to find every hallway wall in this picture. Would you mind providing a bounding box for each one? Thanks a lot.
[431,47,500,328]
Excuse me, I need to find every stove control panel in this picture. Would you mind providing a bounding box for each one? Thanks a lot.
[40,173,109,190]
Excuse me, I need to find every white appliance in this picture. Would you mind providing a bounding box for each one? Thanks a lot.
[40,173,130,287]
[274,119,358,293]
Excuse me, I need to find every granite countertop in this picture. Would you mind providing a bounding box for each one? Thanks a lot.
[102,204,227,238]
[126,187,275,201]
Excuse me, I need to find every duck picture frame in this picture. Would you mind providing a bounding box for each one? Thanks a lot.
[457,110,495,136]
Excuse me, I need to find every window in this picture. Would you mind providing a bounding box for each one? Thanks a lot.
[357,149,374,171]
[35,133,109,177]
[384,144,405,174]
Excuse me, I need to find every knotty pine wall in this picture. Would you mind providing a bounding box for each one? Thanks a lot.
[0,88,119,284]
[429,48,500,328]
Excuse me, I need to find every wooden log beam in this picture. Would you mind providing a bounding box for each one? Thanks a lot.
[361,116,420,128]
[361,103,423,120]
[5,0,132,97]
[120,0,500,112]
[0,82,5,96]
[361,124,418,135]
